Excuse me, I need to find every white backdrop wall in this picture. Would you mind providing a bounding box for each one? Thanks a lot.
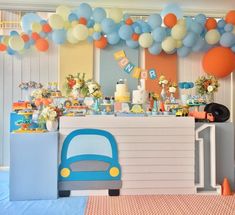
[0,44,58,165]
[0,48,234,166]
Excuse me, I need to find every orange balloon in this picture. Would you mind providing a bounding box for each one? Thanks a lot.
[163,13,177,28]
[126,18,133,25]
[225,10,235,25]
[35,38,49,52]
[0,43,7,51]
[42,98,51,106]
[42,24,52,33]
[31,32,40,41]
[21,34,30,42]
[132,33,139,41]
[205,18,217,30]
[202,47,235,78]
[35,99,42,107]
[79,17,87,25]
[94,36,108,49]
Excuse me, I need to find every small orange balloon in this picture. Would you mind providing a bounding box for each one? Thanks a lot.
[42,24,52,33]
[95,36,108,49]
[21,34,30,42]
[132,33,139,41]
[35,38,49,52]
[31,32,40,41]
[126,18,133,25]
[202,46,235,78]
[163,13,177,28]
[225,10,235,25]
[205,18,217,30]
[42,98,51,106]
[35,99,42,107]
[0,43,7,51]
[79,17,87,25]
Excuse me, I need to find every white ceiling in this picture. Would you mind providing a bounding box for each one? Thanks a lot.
[0,0,234,16]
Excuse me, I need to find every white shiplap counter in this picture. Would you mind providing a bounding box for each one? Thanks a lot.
[59,116,195,195]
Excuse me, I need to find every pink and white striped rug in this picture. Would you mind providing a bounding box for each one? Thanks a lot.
[86,195,235,215]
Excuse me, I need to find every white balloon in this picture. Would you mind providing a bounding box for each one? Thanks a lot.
[9,36,24,51]
[139,33,153,48]
[162,37,177,52]
[67,28,79,44]
[109,8,123,23]
[56,5,71,21]
[49,14,64,29]
[171,24,187,40]
[73,24,89,41]
[205,29,220,45]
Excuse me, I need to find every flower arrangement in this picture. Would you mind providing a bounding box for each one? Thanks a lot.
[31,88,51,100]
[40,106,58,121]
[19,81,43,90]
[86,80,103,99]
[195,75,219,96]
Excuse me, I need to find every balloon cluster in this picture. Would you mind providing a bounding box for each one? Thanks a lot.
[0,3,235,63]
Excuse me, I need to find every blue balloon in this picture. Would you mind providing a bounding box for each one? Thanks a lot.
[21,13,42,33]
[152,27,167,42]
[52,29,66,44]
[232,45,235,52]
[134,26,142,34]
[192,37,205,52]
[73,3,92,19]
[190,21,203,35]
[123,13,130,21]
[224,24,234,32]
[195,14,207,25]
[218,19,226,29]
[87,36,93,43]
[218,28,225,35]
[24,42,31,49]
[93,7,106,23]
[68,13,78,22]
[189,82,194,88]
[178,82,186,89]
[126,40,139,48]
[10,31,19,36]
[40,20,47,25]
[119,24,133,40]
[101,18,116,34]
[161,3,183,19]
[184,82,191,89]
[177,46,191,57]
[93,32,101,40]
[220,32,235,47]
[148,42,162,55]
[147,14,162,29]
[107,32,120,45]
[39,31,47,38]
[47,32,53,41]
[183,32,198,48]
[87,19,95,28]
[141,22,151,33]
[185,17,193,30]
[7,47,16,55]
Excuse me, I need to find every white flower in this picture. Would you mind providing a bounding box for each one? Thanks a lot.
[162,80,168,85]
[169,86,176,93]
[207,85,214,93]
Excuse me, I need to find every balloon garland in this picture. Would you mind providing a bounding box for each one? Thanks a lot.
[0,3,235,78]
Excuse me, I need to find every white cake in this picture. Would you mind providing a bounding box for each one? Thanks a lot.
[114,79,130,103]
[132,79,148,105]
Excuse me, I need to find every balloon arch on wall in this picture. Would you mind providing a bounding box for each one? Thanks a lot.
[0,3,235,78]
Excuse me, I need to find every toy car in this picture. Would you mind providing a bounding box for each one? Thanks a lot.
[175,106,189,117]
[13,101,32,111]
[58,129,122,197]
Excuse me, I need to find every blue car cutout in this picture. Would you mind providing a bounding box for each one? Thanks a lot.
[58,129,122,197]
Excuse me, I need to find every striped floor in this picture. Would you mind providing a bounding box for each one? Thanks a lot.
[85,195,235,215]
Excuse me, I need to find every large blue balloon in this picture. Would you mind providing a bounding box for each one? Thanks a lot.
[218,19,226,29]
[185,17,193,30]
[93,7,106,23]
[190,21,203,35]
[183,32,198,48]
[126,40,139,48]
[220,32,235,47]
[161,3,183,19]
[119,24,133,40]
[141,22,151,33]
[93,32,101,40]
[192,37,206,52]
[52,29,66,44]
[21,13,42,33]
[107,32,120,45]
[151,27,167,42]
[195,14,207,25]
[224,24,234,32]
[147,14,162,30]
[101,18,116,34]
[74,3,92,19]
[177,46,191,57]
[148,42,162,55]
[132,22,142,34]
[68,13,78,22]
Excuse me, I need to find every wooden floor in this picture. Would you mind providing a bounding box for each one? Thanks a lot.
[85,195,235,215]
